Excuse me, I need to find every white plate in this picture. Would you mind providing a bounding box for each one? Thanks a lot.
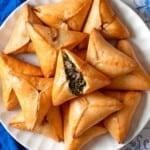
[0,0,150,150]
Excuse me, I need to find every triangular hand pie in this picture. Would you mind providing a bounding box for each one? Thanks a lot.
[84,0,130,39]
[0,53,42,76]
[63,103,107,150]
[103,91,142,143]
[4,4,42,54]
[100,0,130,39]
[26,23,58,77]
[34,0,92,31]
[106,40,150,90]
[8,71,53,130]
[0,53,42,110]
[10,106,63,142]
[66,91,123,137]
[86,29,137,78]
[52,49,110,105]
[83,0,102,35]
[29,24,88,50]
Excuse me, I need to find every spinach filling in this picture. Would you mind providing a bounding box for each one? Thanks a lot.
[63,53,86,96]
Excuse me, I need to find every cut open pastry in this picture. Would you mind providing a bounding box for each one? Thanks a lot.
[106,40,150,90]
[63,103,107,150]
[84,0,130,39]
[52,49,110,106]
[10,106,63,142]
[8,71,53,130]
[86,29,137,78]
[103,91,142,143]
[66,91,123,137]
[0,53,42,110]
[28,24,88,50]
[26,22,58,77]
[34,0,92,31]
[4,4,42,54]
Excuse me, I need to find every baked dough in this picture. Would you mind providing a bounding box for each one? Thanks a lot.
[103,91,142,143]
[29,24,88,50]
[8,71,53,130]
[4,4,42,54]
[106,40,150,90]
[86,29,137,78]
[34,0,92,31]
[0,53,42,110]
[84,0,130,39]
[26,23,58,77]
[10,106,63,142]
[73,49,87,60]
[52,49,110,105]
[66,91,123,137]
[63,103,107,150]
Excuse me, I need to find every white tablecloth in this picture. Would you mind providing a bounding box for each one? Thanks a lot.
[121,1,150,149]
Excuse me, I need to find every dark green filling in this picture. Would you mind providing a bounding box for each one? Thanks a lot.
[63,53,86,96]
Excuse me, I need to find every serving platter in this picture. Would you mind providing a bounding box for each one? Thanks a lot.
[0,0,150,150]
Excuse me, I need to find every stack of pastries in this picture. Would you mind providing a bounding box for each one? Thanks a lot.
[1,0,150,149]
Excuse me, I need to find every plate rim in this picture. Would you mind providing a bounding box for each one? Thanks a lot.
[0,1,28,29]
[0,0,150,150]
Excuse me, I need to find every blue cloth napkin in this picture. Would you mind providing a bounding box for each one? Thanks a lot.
[0,0,25,25]
[0,0,27,149]
[0,124,26,150]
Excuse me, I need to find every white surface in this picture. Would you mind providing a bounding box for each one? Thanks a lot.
[0,0,150,150]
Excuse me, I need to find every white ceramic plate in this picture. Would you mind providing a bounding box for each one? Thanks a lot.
[0,0,150,150]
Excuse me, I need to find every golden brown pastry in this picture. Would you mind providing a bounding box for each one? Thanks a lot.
[73,49,87,60]
[66,91,123,137]
[34,0,92,31]
[26,22,58,77]
[77,37,89,50]
[84,0,130,39]
[0,53,42,76]
[52,49,110,106]
[10,106,63,142]
[8,71,53,130]
[0,53,42,110]
[83,0,102,35]
[100,0,130,39]
[63,103,107,150]
[106,40,150,90]
[103,91,142,143]
[4,4,42,54]
[86,29,137,78]
[29,24,88,50]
